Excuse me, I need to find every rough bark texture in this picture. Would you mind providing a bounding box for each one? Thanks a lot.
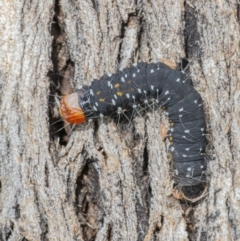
[0,0,240,240]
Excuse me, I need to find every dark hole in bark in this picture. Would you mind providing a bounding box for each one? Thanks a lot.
[48,37,75,144]
[143,144,149,175]
[1,221,14,240]
[44,162,49,187]
[48,0,67,146]
[153,222,161,240]
[93,120,99,136]
[185,208,195,240]
[237,3,240,22]
[106,225,112,240]
[48,0,75,146]
[75,159,100,241]
[131,127,151,240]
[91,0,99,11]
[184,2,201,59]
[15,204,21,220]
[180,58,190,72]
[178,58,193,85]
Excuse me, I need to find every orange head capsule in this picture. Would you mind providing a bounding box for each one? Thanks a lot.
[59,92,86,124]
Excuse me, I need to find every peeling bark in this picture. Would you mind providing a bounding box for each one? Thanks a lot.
[1,0,240,240]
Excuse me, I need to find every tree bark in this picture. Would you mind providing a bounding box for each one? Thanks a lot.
[0,0,240,240]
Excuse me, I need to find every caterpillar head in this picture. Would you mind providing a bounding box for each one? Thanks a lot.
[59,92,86,125]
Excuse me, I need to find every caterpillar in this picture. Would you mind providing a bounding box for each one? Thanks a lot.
[59,61,208,202]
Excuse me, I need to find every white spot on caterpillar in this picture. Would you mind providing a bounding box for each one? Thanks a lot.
[133,73,136,77]
[100,113,104,118]
[112,99,116,105]
[133,104,137,108]
[151,85,154,90]
[117,107,122,114]
[114,94,117,99]
[133,63,137,66]
[171,147,175,152]
[179,115,183,118]
[185,148,190,151]
[201,165,204,169]
[182,154,187,157]
[176,78,180,82]
[184,130,190,133]
[165,90,169,95]
[95,102,98,106]
[126,93,130,98]
[175,169,179,175]
[90,89,94,96]
[93,106,97,111]
[108,81,111,86]
[179,108,183,112]
[107,73,112,77]
[187,167,191,171]
[194,100,197,103]
[121,77,125,82]
[151,69,154,73]
[137,69,140,73]
[138,89,141,93]
[144,100,148,103]
[170,128,174,132]
[125,74,127,78]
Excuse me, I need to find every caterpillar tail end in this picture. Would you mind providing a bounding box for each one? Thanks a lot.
[172,183,208,203]
[59,92,86,125]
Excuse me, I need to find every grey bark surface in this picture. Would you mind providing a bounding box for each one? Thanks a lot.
[0,0,239,241]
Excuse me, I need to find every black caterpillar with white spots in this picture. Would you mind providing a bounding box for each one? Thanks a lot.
[65,61,208,201]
